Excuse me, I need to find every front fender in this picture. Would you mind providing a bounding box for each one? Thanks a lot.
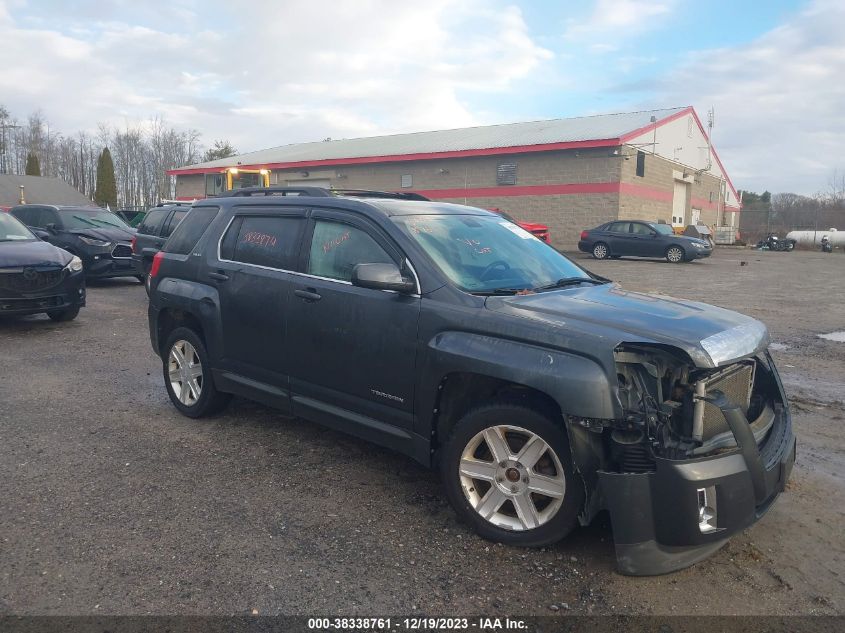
[422,331,618,421]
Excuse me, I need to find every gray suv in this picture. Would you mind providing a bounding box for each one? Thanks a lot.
[147,188,795,575]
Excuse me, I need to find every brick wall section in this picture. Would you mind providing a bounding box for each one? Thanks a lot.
[267,148,623,248]
[619,150,726,226]
[175,174,206,199]
[173,146,732,249]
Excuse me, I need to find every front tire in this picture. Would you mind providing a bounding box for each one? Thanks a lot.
[592,242,609,260]
[666,245,685,263]
[440,403,583,547]
[163,327,231,418]
[47,305,80,322]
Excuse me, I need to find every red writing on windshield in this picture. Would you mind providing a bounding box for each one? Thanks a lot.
[242,231,277,248]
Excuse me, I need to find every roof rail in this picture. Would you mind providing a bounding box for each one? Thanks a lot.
[330,189,430,201]
[218,186,333,198]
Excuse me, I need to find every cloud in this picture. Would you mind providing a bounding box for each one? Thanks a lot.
[0,0,552,154]
[657,0,845,194]
[564,0,676,43]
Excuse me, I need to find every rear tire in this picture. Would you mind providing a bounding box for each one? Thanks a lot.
[592,242,609,260]
[440,403,583,547]
[666,246,685,263]
[47,305,80,322]
[163,327,231,418]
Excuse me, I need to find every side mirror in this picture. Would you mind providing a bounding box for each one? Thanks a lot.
[45,223,58,234]
[31,228,50,240]
[352,263,416,293]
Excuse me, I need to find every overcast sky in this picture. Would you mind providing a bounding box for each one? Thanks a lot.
[1,0,843,195]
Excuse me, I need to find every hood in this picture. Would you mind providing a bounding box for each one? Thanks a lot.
[0,239,72,268]
[517,221,549,232]
[68,226,135,242]
[486,283,768,368]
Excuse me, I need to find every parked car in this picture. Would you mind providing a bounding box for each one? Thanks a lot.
[10,204,142,282]
[488,208,550,243]
[132,202,191,294]
[147,187,794,576]
[578,220,713,263]
[0,211,85,321]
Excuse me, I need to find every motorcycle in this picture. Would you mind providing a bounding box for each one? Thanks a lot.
[821,236,833,253]
[756,234,796,251]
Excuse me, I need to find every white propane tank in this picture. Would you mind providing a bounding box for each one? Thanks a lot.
[786,228,844,247]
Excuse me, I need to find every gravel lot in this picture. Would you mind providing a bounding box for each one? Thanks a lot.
[0,248,843,616]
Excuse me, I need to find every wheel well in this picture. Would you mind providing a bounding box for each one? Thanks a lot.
[432,373,563,453]
[157,308,205,356]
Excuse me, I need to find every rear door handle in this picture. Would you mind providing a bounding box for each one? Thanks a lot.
[208,271,229,281]
[294,288,322,302]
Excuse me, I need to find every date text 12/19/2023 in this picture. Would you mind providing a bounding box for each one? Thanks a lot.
[307,617,529,630]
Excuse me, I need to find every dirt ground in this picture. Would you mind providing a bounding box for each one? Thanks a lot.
[0,248,842,616]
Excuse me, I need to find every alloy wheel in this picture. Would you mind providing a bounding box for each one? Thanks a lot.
[667,246,684,262]
[459,425,566,531]
[593,243,608,259]
[168,340,203,406]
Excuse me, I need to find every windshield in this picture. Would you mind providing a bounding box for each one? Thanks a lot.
[393,214,590,293]
[60,209,130,230]
[0,213,36,241]
[650,223,674,235]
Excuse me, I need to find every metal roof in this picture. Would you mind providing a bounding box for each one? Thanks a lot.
[173,107,688,173]
[0,174,93,207]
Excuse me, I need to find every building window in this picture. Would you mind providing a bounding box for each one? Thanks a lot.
[636,151,645,177]
[496,162,517,185]
[709,191,714,203]
[401,174,413,188]
[687,117,694,138]
[205,174,224,196]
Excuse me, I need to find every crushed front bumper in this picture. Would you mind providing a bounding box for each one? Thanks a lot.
[599,396,795,575]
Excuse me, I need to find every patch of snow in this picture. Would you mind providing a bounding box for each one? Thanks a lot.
[818,331,845,343]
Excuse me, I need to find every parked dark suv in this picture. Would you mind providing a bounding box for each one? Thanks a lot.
[147,187,795,575]
[131,202,191,294]
[11,204,142,281]
[0,211,85,320]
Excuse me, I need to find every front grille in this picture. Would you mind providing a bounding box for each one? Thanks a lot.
[701,362,755,440]
[0,295,63,311]
[112,243,132,259]
[0,267,65,293]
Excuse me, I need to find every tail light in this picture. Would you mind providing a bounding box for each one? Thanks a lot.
[149,251,164,279]
[580,230,589,240]
[130,236,137,254]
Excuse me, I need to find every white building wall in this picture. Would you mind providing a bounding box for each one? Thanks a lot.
[626,111,740,210]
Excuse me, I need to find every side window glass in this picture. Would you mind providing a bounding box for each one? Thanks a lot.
[609,222,629,233]
[224,216,304,270]
[164,206,220,255]
[44,210,61,228]
[630,223,651,235]
[307,220,393,282]
[163,209,188,237]
[138,208,168,235]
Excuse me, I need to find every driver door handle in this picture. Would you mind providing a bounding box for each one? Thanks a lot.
[294,288,322,302]
[208,271,229,281]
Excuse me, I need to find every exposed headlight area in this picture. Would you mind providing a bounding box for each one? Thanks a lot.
[65,256,83,273]
[78,236,112,248]
[574,345,789,475]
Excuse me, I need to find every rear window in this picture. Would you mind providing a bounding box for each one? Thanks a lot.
[220,215,304,270]
[163,206,220,255]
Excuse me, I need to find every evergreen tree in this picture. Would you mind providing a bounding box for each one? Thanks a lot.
[94,147,117,208]
[25,152,40,176]
[203,139,237,162]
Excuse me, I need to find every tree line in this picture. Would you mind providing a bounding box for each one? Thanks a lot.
[739,173,845,241]
[0,105,236,210]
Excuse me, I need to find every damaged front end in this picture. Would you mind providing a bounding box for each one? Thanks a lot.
[570,343,796,575]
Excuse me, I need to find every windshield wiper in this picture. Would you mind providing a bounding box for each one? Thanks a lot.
[533,277,608,292]
[73,215,99,227]
[472,287,530,296]
[89,218,121,228]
